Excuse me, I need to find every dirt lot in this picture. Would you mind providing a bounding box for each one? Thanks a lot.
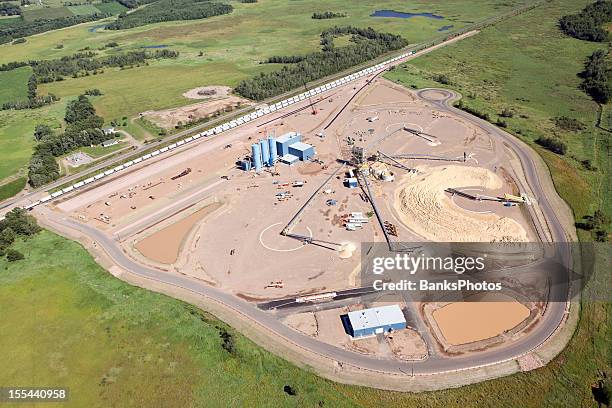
[143,85,252,129]
[54,78,536,300]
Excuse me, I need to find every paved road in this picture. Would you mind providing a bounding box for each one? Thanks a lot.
[41,87,572,377]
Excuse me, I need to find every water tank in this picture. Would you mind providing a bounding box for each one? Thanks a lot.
[260,139,270,166]
[252,143,262,172]
[268,136,277,165]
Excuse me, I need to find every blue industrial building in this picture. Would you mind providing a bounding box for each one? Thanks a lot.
[288,142,315,161]
[246,131,315,171]
[275,132,302,156]
[346,305,406,338]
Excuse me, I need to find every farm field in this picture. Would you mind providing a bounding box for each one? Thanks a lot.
[385,0,609,222]
[0,66,31,105]
[22,6,73,21]
[67,4,102,16]
[1,230,607,407]
[93,1,128,15]
[0,100,66,181]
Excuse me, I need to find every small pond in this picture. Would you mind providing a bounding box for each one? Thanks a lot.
[438,25,454,31]
[370,10,444,19]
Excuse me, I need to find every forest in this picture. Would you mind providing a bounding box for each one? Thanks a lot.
[28,95,109,187]
[106,0,232,29]
[580,49,611,103]
[559,0,612,42]
[236,26,407,100]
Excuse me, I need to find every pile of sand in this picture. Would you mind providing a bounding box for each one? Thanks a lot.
[338,242,356,259]
[395,165,527,242]
[182,85,232,100]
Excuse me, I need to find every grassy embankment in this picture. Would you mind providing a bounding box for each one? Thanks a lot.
[0,0,531,189]
[1,228,607,408]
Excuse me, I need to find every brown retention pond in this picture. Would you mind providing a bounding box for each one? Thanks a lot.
[135,203,221,264]
[432,293,530,346]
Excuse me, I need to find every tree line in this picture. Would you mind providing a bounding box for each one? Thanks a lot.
[0,14,107,45]
[1,74,58,110]
[312,11,346,20]
[580,49,611,104]
[0,208,41,262]
[30,49,179,83]
[28,95,110,187]
[236,26,407,100]
[106,0,232,30]
[559,0,612,42]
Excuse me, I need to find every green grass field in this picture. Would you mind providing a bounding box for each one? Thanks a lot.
[0,15,21,27]
[386,0,609,221]
[67,4,102,16]
[0,176,26,200]
[21,6,73,21]
[1,227,608,407]
[93,1,127,15]
[0,66,32,106]
[0,100,66,181]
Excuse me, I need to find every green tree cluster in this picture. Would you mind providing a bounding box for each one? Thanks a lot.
[236,26,407,100]
[559,0,612,42]
[106,0,232,30]
[580,49,611,104]
[0,208,41,260]
[28,95,109,187]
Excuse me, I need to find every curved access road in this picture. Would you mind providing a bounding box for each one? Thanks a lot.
[40,88,575,387]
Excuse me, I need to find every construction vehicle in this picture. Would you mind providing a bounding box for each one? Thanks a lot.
[265,281,284,289]
[504,193,525,203]
[171,168,191,180]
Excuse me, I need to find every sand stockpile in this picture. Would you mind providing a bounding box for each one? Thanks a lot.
[182,85,232,100]
[395,165,527,242]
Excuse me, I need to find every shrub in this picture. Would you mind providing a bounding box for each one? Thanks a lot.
[6,249,24,262]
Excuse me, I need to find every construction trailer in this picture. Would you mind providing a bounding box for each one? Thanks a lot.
[344,177,358,188]
[346,305,407,338]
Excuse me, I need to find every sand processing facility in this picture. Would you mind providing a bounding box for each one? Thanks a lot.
[244,131,315,171]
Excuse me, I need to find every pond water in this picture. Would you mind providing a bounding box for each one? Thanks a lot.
[370,10,444,19]
[438,25,454,31]
[88,24,108,33]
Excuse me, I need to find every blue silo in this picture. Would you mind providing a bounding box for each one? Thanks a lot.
[260,139,270,166]
[268,136,277,166]
[251,143,262,172]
